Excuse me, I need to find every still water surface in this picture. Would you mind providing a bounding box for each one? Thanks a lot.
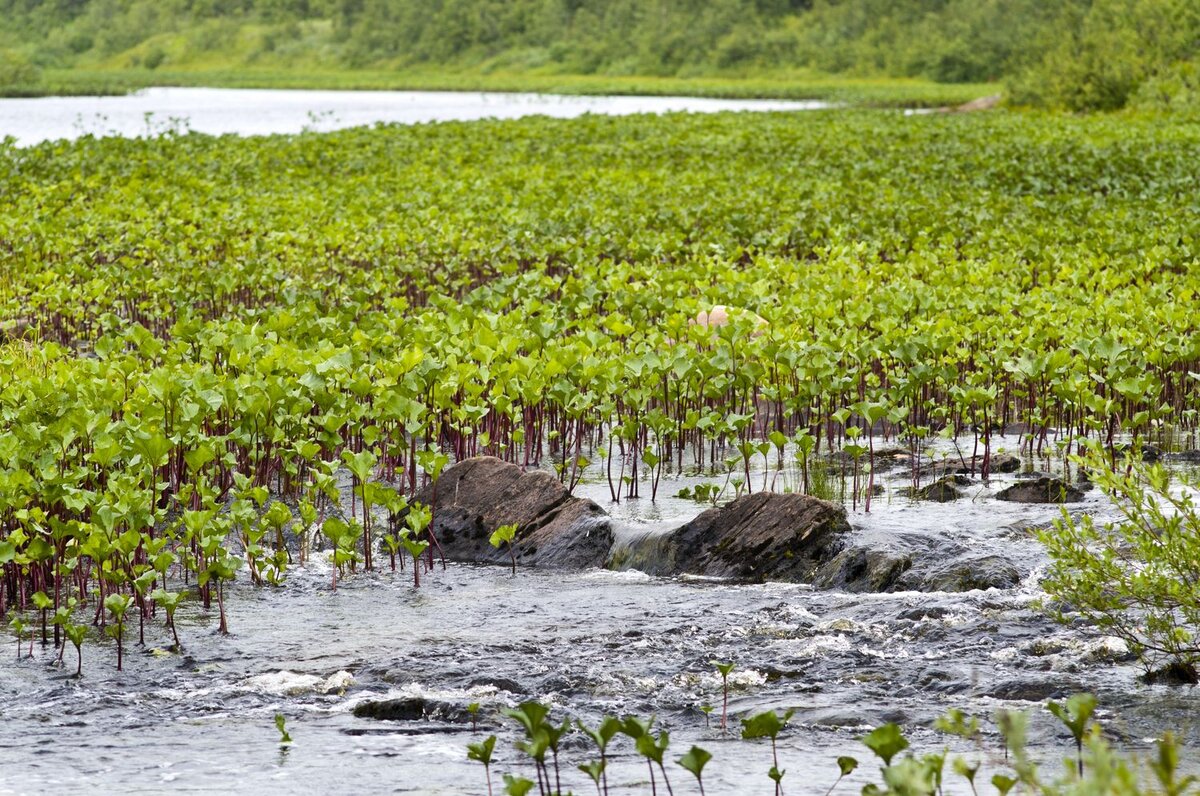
[0,87,829,146]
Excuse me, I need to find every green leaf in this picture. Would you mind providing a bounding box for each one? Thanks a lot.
[862,723,909,765]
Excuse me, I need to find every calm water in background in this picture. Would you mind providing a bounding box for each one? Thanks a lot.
[0,86,830,145]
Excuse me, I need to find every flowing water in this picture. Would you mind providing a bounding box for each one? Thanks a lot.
[0,87,830,146]
[2,435,1198,795]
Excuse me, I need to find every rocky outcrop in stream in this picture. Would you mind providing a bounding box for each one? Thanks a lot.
[995,476,1086,504]
[420,458,1040,593]
[415,457,613,569]
[609,492,850,581]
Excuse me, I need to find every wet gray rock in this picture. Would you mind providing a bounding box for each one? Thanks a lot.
[611,492,849,581]
[814,534,1028,595]
[995,477,1085,504]
[984,679,1077,702]
[918,453,1020,478]
[353,697,474,723]
[900,475,968,502]
[1142,662,1199,685]
[813,546,912,592]
[904,554,1022,592]
[416,457,613,569]
[1162,450,1200,463]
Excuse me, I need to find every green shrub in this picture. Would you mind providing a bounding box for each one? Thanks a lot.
[1040,447,1200,682]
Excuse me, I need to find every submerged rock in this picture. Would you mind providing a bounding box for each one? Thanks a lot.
[353,696,474,723]
[905,554,1022,592]
[611,492,849,581]
[919,453,1020,478]
[813,546,913,592]
[416,457,612,569]
[1142,661,1199,685]
[900,475,968,502]
[995,477,1086,504]
[984,678,1077,702]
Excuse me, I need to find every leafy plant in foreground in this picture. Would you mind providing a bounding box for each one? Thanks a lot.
[741,709,794,796]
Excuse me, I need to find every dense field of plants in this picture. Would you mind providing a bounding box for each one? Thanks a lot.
[1,108,1200,673]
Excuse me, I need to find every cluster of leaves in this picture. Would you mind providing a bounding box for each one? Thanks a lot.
[1041,446,1200,680]
[472,695,1196,796]
[2,109,1200,670]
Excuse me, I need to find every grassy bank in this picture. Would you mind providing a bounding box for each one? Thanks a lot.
[10,66,996,108]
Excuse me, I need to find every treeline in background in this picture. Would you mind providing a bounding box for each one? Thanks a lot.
[1,0,1198,110]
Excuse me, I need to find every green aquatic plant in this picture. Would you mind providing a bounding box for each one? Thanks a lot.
[468,735,497,796]
[274,713,293,744]
[577,759,605,796]
[150,589,184,651]
[822,756,858,796]
[503,774,535,796]
[104,593,131,671]
[741,709,794,796]
[677,745,712,796]
[489,523,520,576]
[402,503,433,588]
[62,620,87,677]
[1046,693,1096,778]
[578,715,622,796]
[711,661,735,734]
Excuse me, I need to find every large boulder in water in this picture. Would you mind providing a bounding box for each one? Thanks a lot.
[612,492,849,581]
[415,457,612,569]
[995,476,1085,504]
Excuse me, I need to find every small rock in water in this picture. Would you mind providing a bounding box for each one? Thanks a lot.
[416,456,613,569]
[985,678,1077,702]
[908,554,1023,593]
[321,670,355,694]
[1142,661,1200,685]
[900,475,967,502]
[612,492,849,581]
[995,477,1085,504]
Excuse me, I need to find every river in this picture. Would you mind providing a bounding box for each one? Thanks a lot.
[0,87,829,146]
[1,435,1196,794]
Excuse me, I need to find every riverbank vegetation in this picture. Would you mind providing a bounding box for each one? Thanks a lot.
[473,696,1197,795]
[2,0,1198,111]
[2,108,1200,673]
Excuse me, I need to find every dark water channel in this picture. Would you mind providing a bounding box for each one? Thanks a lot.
[1,436,1197,794]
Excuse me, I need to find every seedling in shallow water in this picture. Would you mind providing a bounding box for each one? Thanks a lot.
[862,722,909,766]
[489,523,519,575]
[822,755,857,796]
[711,660,735,733]
[502,773,535,796]
[578,715,622,796]
[578,759,606,796]
[103,593,131,671]
[467,702,481,733]
[274,713,293,744]
[9,616,28,658]
[502,701,552,795]
[1047,693,1096,778]
[741,709,794,796]
[31,591,51,645]
[468,734,497,796]
[63,621,87,677]
[401,503,433,588]
[677,745,712,796]
[150,589,184,651]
